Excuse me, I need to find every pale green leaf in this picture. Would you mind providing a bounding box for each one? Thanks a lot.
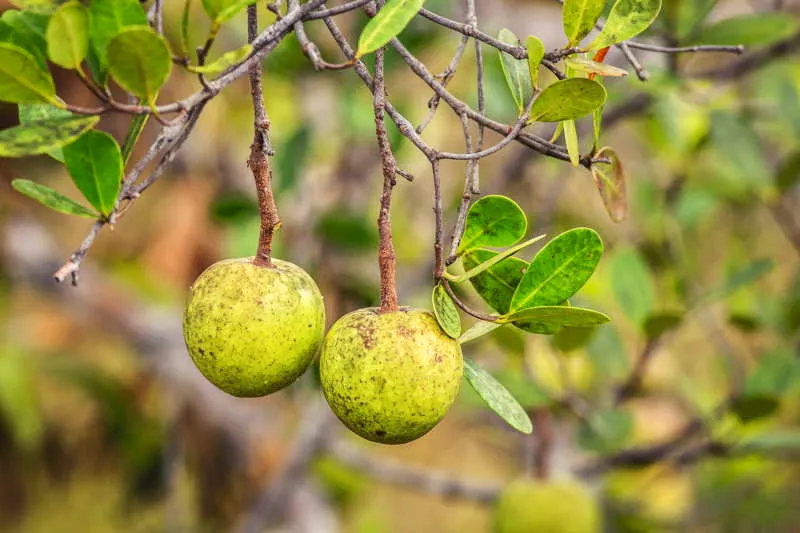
[188,44,253,75]
[530,78,606,123]
[12,179,97,218]
[563,0,606,45]
[587,0,662,50]
[526,36,544,88]
[564,119,580,167]
[0,115,98,157]
[46,1,89,69]
[106,27,172,103]
[356,0,426,57]
[0,42,56,104]
[498,28,533,113]
[464,358,533,434]
[18,102,72,161]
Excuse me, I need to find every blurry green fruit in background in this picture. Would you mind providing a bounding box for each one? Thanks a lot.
[320,308,463,444]
[494,478,601,533]
[183,257,325,397]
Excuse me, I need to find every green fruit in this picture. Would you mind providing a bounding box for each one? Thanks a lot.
[183,257,325,397]
[494,478,600,533]
[320,307,463,444]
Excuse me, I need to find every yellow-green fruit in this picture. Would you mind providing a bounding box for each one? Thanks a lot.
[320,307,463,444]
[183,258,325,397]
[494,479,601,533]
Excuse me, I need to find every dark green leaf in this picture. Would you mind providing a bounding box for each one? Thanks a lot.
[501,306,610,329]
[463,249,528,314]
[564,118,580,167]
[526,35,544,88]
[11,179,97,218]
[563,0,606,45]
[0,42,56,104]
[63,130,123,216]
[315,210,377,252]
[432,283,461,339]
[498,28,532,113]
[0,11,49,70]
[451,234,544,283]
[121,113,149,163]
[106,27,171,103]
[458,321,502,344]
[18,102,72,161]
[731,395,779,422]
[46,1,89,69]
[463,358,533,434]
[643,311,683,339]
[577,410,634,453]
[610,247,655,326]
[587,0,662,50]
[510,228,603,311]
[530,78,607,123]
[356,0,426,57]
[0,115,98,157]
[188,44,252,75]
[457,195,527,253]
[591,147,627,222]
[776,149,800,193]
[89,0,148,68]
[694,14,799,46]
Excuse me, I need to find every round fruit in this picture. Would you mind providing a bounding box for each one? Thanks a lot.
[319,307,463,444]
[183,257,325,397]
[493,478,600,533]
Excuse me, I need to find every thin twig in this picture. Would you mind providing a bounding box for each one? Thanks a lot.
[247,4,280,268]
[373,45,400,313]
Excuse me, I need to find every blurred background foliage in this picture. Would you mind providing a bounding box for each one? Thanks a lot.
[0,0,799,531]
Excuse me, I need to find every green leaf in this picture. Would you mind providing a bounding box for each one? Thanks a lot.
[0,349,44,452]
[0,10,49,71]
[62,130,123,216]
[458,321,502,344]
[8,0,57,14]
[592,106,602,151]
[216,0,258,24]
[500,306,611,329]
[432,283,461,339]
[565,57,629,77]
[450,234,544,284]
[609,247,655,326]
[697,258,774,304]
[510,228,603,312]
[463,358,533,434]
[18,102,72,161]
[744,350,800,397]
[11,179,97,218]
[553,326,596,352]
[563,0,606,45]
[708,111,771,194]
[120,113,149,164]
[355,0,426,58]
[46,1,89,70]
[587,0,662,50]
[89,0,148,68]
[734,431,800,453]
[188,43,252,75]
[587,324,629,379]
[0,42,56,104]
[577,410,633,453]
[564,119,580,167]
[526,36,544,88]
[497,28,533,113]
[590,147,627,222]
[0,115,98,157]
[776,149,800,193]
[730,395,779,422]
[106,27,171,103]
[530,78,606,123]
[463,249,528,314]
[694,14,799,47]
[457,195,527,253]
[643,311,683,339]
[180,0,192,57]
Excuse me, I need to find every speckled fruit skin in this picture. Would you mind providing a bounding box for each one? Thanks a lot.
[319,307,463,444]
[183,257,325,397]
[494,479,600,533]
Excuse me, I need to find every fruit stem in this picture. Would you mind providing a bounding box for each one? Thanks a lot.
[373,47,399,313]
[247,5,280,268]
